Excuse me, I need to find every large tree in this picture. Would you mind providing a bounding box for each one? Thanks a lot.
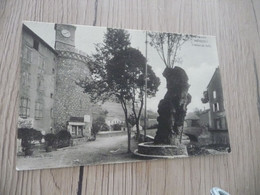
[78,29,159,152]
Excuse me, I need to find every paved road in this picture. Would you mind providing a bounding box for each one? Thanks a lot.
[17,134,139,170]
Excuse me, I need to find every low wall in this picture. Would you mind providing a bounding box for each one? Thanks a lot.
[209,130,230,145]
[71,137,88,146]
[198,130,230,146]
[97,131,127,137]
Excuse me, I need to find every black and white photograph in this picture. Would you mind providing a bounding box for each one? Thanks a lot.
[17,21,231,170]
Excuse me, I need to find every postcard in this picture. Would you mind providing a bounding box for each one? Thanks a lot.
[17,21,231,170]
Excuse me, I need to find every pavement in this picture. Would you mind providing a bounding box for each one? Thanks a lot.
[16,134,141,170]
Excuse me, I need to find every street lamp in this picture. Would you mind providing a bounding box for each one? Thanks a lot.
[144,31,148,142]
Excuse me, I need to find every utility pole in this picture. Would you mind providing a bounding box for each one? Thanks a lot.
[144,31,148,142]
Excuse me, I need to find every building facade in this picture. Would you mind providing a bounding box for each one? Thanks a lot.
[202,68,228,130]
[20,25,57,134]
[19,24,94,137]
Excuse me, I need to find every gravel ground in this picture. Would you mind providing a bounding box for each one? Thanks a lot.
[17,134,142,170]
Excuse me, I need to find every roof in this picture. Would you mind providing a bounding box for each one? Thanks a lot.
[185,112,200,120]
[22,24,58,55]
[207,67,220,88]
[69,117,84,122]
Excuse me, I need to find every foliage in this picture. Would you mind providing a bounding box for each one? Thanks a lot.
[112,123,122,131]
[201,90,209,103]
[44,133,56,147]
[92,116,110,136]
[194,108,204,116]
[103,28,131,56]
[18,128,43,156]
[55,130,71,148]
[148,32,195,68]
[18,128,43,142]
[127,113,136,126]
[78,28,160,151]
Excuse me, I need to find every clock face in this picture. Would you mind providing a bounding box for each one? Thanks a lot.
[61,29,71,38]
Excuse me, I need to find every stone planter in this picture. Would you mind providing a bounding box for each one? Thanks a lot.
[134,142,188,158]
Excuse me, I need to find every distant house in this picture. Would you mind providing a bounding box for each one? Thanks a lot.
[202,68,228,130]
[198,109,210,127]
[184,112,200,127]
[106,117,124,126]
[67,116,92,138]
[105,117,124,131]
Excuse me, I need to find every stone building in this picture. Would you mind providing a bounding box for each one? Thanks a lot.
[200,68,229,145]
[206,68,227,130]
[20,25,57,134]
[19,24,95,137]
[53,24,93,137]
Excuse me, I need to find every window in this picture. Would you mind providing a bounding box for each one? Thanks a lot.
[37,75,44,91]
[50,108,53,118]
[71,126,77,136]
[71,125,84,137]
[21,72,31,88]
[213,90,217,99]
[39,57,45,74]
[78,126,83,136]
[50,93,53,98]
[213,102,219,112]
[19,97,30,118]
[33,40,39,51]
[35,102,43,119]
[24,46,32,63]
[52,68,55,74]
[215,118,222,129]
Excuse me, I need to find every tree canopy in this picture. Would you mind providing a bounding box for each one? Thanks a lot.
[78,28,160,150]
[148,32,195,68]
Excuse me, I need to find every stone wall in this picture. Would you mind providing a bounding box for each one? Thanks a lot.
[20,28,56,133]
[53,54,93,132]
[198,129,230,145]
[210,130,230,145]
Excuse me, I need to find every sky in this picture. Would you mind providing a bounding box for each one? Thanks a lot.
[24,21,219,113]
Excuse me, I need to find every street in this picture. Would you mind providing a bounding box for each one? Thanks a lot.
[17,134,140,170]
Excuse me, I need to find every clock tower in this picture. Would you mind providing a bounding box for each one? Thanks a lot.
[54,24,76,51]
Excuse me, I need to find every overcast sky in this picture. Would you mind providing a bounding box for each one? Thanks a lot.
[24,21,219,113]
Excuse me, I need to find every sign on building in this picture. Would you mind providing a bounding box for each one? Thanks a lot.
[84,115,91,123]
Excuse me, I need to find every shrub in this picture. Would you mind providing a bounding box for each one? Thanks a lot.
[55,130,71,148]
[92,116,110,136]
[44,133,56,147]
[112,124,122,131]
[18,128,43,141]
[18,128,43,156]
[100,123,110,131]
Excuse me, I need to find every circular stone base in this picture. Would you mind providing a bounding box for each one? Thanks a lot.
[134,142,188,158]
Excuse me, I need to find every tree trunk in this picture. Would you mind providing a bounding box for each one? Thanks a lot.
[127,123,131,153]
[136,120,140,140]
[121,101,131,153]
